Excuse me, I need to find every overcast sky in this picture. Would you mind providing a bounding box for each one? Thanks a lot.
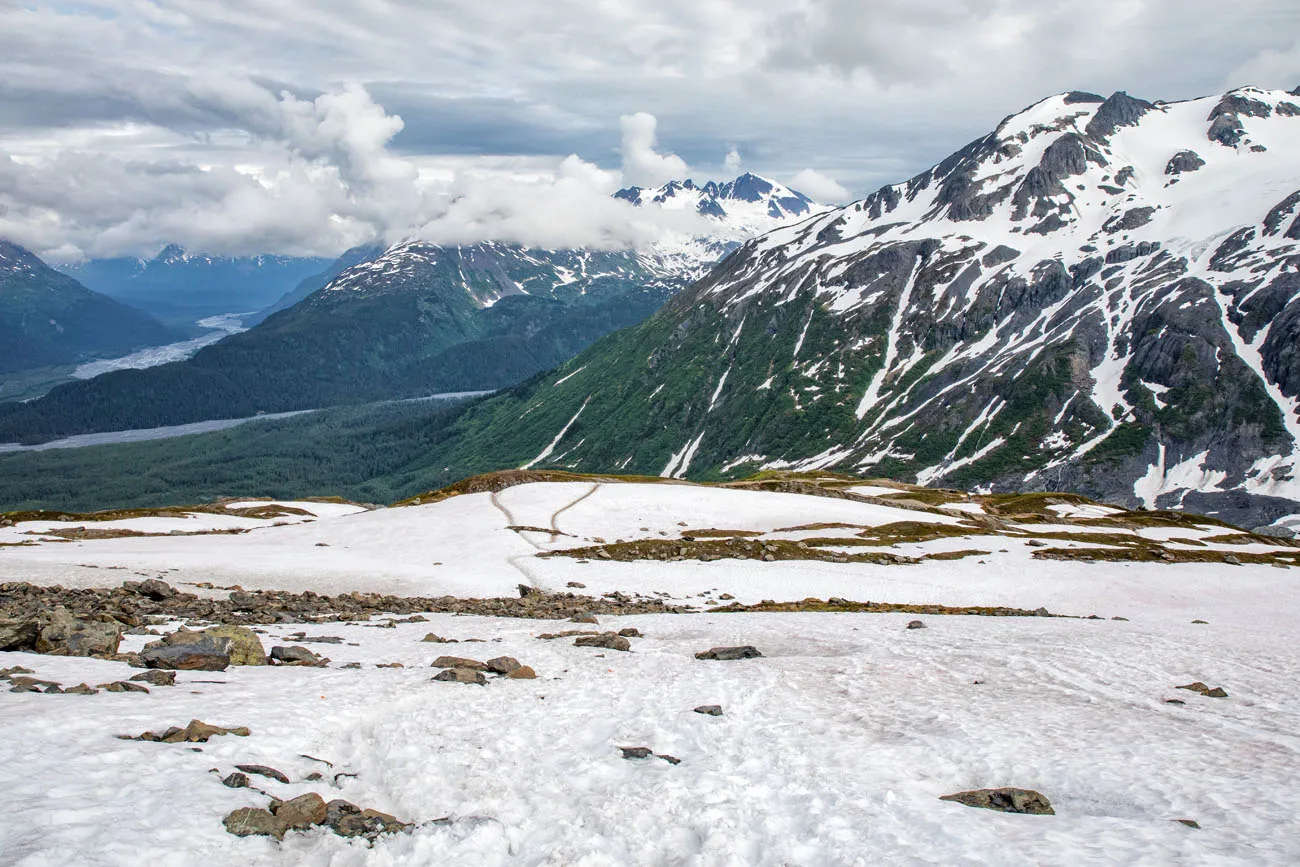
[1,1,1297,260]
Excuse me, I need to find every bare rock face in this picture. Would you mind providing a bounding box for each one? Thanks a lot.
[34,608,122,657]
[695,646,762,661]
[939,788,1055,815]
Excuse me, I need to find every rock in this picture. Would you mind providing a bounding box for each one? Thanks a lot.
[1205,686,1229,698]
[1191,619,1209,624]
[135,579,176,601]
[222,772,250,788]
[431,655,487,670]
[432,667,487,685]
[133,719,250,743]
[618,627,643,638]
[1165,150,1205,175]
[1177,682,1229,698]
[694,705,724,716]
[656,754,682,765]
[235,764,290,784]
[63,683,98,695]
[574,633,631,652]
[620,746,653,759]
[1164,698,1185,705]
[421,633,455,643]
[97,680,149,693]
[695,646,763,661]
[269,645,326,666]
[142,632,231,671]
[485,656,521,674]
[333,808,411,839]
[1176,818,1201,829]
[340,662,362,669]
[906,620,926,630]
[203,626,267,665]
[130,670,176,686]
[570,613,599,624]
[566,582,586,589]
[325,799,361,829]
[0,665,34,676]
[0,618,39,652]
[8,675,60,693]
[272,793,328,829]
[939,788,1055,815]
[224,807,289,840]
[34,608,122,657]
[507,665,537,679]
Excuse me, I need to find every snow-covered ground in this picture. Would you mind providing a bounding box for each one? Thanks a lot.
[2,480,1298,864]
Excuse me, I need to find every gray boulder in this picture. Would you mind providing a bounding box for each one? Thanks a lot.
[142,633,231,671]
[34,609,122,657]
[695,646,763,660]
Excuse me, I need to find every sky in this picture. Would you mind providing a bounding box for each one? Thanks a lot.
[1,0,1297,260]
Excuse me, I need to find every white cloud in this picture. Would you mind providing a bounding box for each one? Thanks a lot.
[618,112,690,188]
[790,168,849,202]
[723,147,742,173]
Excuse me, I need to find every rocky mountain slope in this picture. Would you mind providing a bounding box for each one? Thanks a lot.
[434,87,1300,528]
[0,240,179,377]
[0,175,817,442]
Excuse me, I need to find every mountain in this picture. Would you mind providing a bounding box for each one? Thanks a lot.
[60,246,331,327]
[614,172,816,228]
[0,240,179,377]
[0,174,819,442]
[246,244,386,325]
[421,87,1300,529]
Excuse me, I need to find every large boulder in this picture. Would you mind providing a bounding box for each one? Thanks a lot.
[202,625,267,665]
[272,793,327,829]
[34,608,122,657]
[939,788,1055,815]
[224,807,289,840]
[141,631,232,671]
[0,618,38,652]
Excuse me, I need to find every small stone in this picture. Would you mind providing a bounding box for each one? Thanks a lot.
[334,808,410,839]
[432,667,487,685]
[566,582,587,589]
[224,807,289,840]
[570,613,599,624]
[63,683,98,695]
[620,746,653,759]
[574,633,630,652]
[135,578,176,601]
[618,627,643,638]
[656,754,682,765]
[421,633,454,643]
[130,670,176,686]
[97,680,149,693]
[1204,686,1229,698]
[222,772,250,788]
[270,645,326,666]
[272,792,328,829]
[1176,682,1228,698]
[1164,698,1186,705]
[1111,616,1129,621]
[694,705,723,716]
[507,665,537,679]
[1176,819,1201,829]
[485,656,521,674]
[235,764,290,784]
[1191,619,1209,624]
[695,646,763,661]
[431,656,487,671]
[1223,555,1242,566]
[906,620,926,630]
[939,788,1054,815]
[340,662,362,669]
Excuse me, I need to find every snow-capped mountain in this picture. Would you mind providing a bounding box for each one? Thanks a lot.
[439,87,1300,529]
[614,172,818,229]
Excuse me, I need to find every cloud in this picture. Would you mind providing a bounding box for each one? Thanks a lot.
[790,168,848,202]
[618,112,690,187]
[723,146,742,173]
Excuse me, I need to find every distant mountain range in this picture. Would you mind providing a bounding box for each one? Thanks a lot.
[59,245,331,328]
[399,87,1300,529]
[0,240,179,378]
[0,174,820,442]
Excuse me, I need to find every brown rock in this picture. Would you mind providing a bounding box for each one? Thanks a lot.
[574,633,630,652]
[273,792,328,829]
[939,788,1054,815]
[507,665,537,679]
[432,667,487,685]
[224,807,289,840]
[235,764,290,784]
[695,646,763,660]
[431,656,487,671]
[142,631,231,671]
[130,670,176,686]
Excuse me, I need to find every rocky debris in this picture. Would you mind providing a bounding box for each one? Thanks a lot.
[33,608,123,657]
[432,667,487,685]
[272,793,327,829]
[129,670,176,686]
[939,788,1055,815]
[327,801,412,839]
[63,683,98,695]
[0,582,684,634]
[569,612,599,624]
[695,646,763,661]
[694,705,724,716]
[574,633,631,652]
[421,633,456,643]
[236,764,290,784]
[1177,682,1229,698]
[142,631,232,671]
[128,719,250,743]
[507,665,537,679]
[537,630,599,640]
[1165,698,1185,705]
[618,627,643,638]
[222,772,251,788]
[98,680,149,693]
[269,645,326,667]
[224,807,289,840]
[375,662,403,669]
[431,655,487,671]
[906,620,926,630]
[485,656,521,674]
[8,675,61,693]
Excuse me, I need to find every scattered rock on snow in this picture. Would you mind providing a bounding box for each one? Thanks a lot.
[618,627,643,638]
[421,633,456,643]
[224,807,289,840]
[97,680,149,693]
[203,626,267,665]
[269,645,327,667]
[507,665,537,679]
[129,670,176,686]
[272,793,328,829]
[431,656,487,671]
[485,656,521,674]
[129,719,250,743]
[939,788,1055,815]
[906,620,926,630]
[695,646,763,660]
[235,764,291,784]
[574,633,631,651]
[142,632,231,671]
[222,772,251,788]
[1176,818,1201,829]
[620,747,653,759]
[432,667,487,685]
[569,612,599,624]
[694,705,724,716]
[1177,682,1229,698]
[34,608,122,657]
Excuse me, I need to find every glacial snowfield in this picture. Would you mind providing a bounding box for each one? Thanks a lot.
[2,477,1299,865]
